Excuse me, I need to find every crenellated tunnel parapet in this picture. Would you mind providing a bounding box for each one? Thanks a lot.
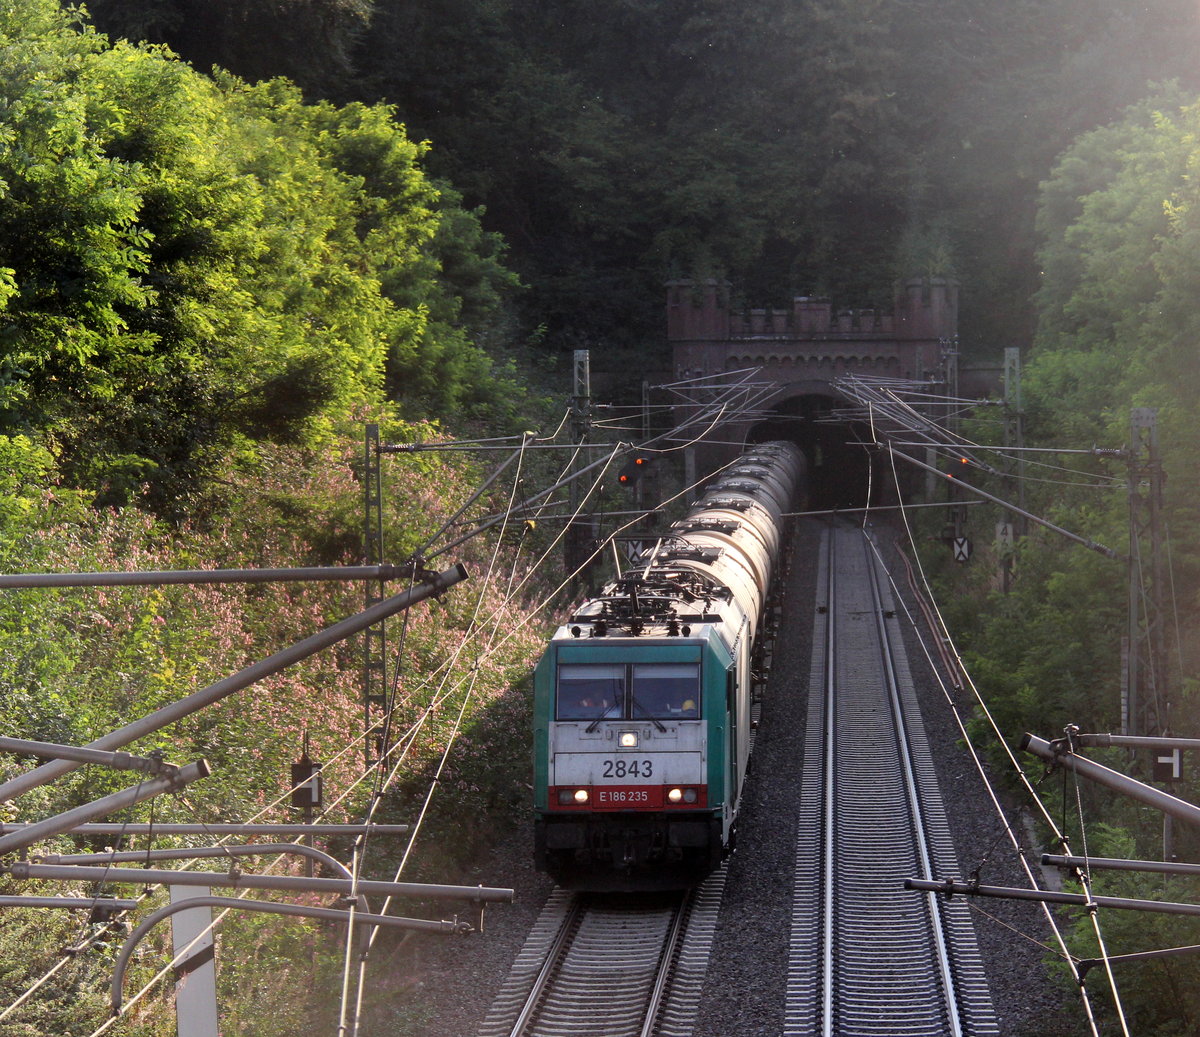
[667,276,959,386]
[666,277,969,511]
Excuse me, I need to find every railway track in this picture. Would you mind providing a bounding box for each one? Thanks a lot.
[483,522,1000,1036]
[477,869,726,1037]
[787,524,999,1036]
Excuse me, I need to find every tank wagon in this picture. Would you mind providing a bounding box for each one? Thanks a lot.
[532,441,805,890]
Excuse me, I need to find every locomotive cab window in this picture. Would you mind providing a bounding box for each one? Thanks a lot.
[632,663,700,719]
[557,664,625,719]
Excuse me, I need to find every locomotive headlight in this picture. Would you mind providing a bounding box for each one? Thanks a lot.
[558,788,589,805]
[668,787,683,803]
[618,731,639,748]
[573,788,589,804]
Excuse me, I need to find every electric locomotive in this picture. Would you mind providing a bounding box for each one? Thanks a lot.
[532,441,804,890]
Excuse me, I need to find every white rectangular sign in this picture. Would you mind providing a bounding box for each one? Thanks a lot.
[552,751,703,785]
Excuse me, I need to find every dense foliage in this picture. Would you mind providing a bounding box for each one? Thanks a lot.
[0,4,549,1034]
[6,0,1200,1032]
[918,91,1200,1034]
[86,0,1200,359]
[0,421,551,1036]
[0,0,527,515]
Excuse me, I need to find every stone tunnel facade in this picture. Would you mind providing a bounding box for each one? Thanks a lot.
[667,277,959,389]
[667,277,962,506]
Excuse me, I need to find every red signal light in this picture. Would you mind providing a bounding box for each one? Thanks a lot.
[617,454,652,487]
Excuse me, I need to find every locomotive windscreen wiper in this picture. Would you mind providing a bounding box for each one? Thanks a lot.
[630,695,667,733]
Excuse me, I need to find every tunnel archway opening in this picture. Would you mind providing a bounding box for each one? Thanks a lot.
[746,393,899,513]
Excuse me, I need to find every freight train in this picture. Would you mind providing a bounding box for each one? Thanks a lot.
[532,441,805,890]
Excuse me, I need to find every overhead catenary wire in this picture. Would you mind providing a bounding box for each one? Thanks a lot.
[878,448,1107,1034]
[2,463,864,1027]
[14,376,988,1022]
[117,376,1156,1032]
[337,432,676,1025]
[0,396,777,1022]
[80,654,477,1035]
[882,438,1127,486]
[349,437,752,809]
[886,444,1119,559]
[1065,729,1131,1036]
[12,731,378,1029]
[53,566,501,1031]
[339,428,537,1034]
[415,371,774,562]
[38,595,479,1035]
[836,376,1126,488]
[330,428,630,1028]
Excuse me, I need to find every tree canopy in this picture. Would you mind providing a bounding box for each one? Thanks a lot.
[73,0,1200,360]
[918,90,1200,1033]
[0,0,523,514]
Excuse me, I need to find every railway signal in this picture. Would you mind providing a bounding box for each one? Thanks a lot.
[945,455,972,479]
[617,453,652,487]
[290,749,324,810]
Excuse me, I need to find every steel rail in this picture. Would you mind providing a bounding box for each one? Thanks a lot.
[504,894,585,1037]
[864,533,963,1037]
[820,527,837,1036]
[497,893,688,1037]
[783,525,833,1035]
[788,524,997,1036]
[639,893,690,1037]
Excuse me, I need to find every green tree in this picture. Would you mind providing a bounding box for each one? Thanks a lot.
[84,0,1200,364]
[935,89,1200,1034]
[0,0,525,513]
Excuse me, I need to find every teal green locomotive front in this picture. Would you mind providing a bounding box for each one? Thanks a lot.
[532,623,741,890]
[530,441,804,890]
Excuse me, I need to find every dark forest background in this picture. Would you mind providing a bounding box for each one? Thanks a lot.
[84,0,1200,362]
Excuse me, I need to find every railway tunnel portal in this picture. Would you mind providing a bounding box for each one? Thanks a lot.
[667,277,962,511]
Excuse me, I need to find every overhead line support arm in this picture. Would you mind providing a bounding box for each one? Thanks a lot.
[0,564,469,803]
[1021,732,1200,828]
[887,446,1119,559]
